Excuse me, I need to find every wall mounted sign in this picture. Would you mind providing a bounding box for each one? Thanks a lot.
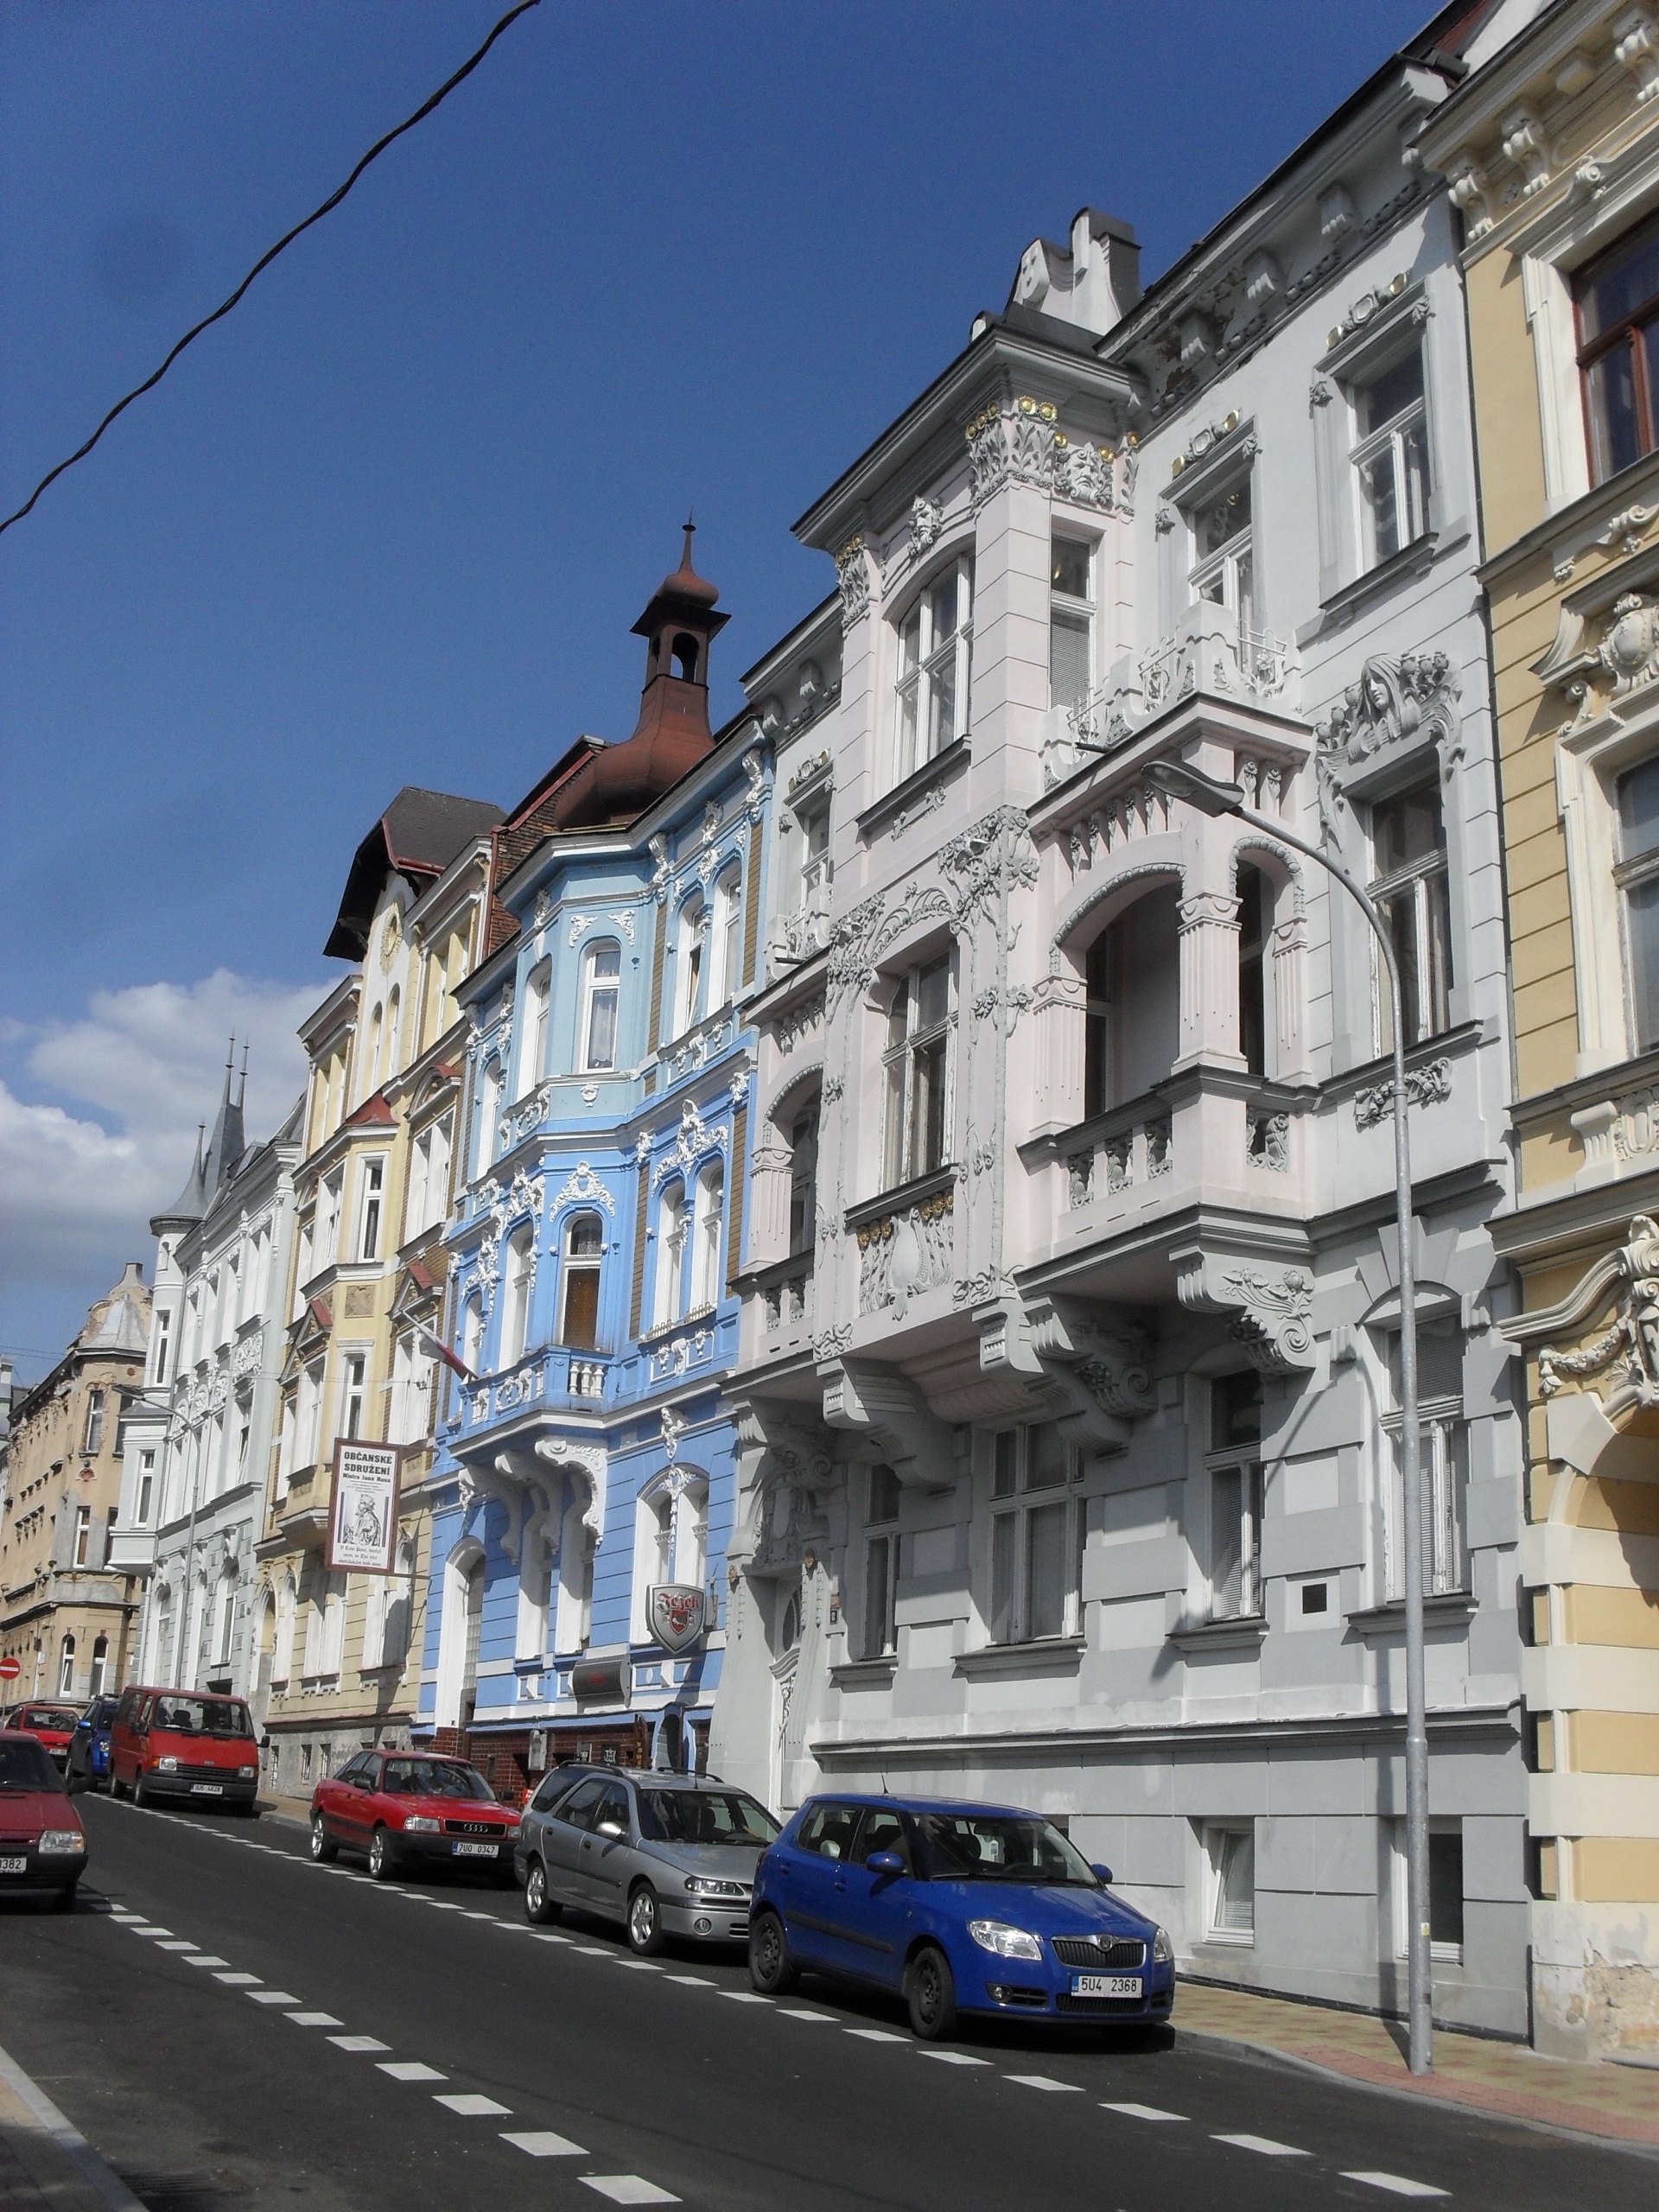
[327,1440,401,1574]
[647,1583,707,1656]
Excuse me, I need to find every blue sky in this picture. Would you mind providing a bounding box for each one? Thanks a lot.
[0,0,1431,1372]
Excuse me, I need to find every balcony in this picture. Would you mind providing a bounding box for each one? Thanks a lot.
[656,1007,738,1087]
[456,1345,613,1436]
[1042,602,1298,791]
[639,1305,729,1387]
[847,1167,957,1323]
[752,1251,816,1359]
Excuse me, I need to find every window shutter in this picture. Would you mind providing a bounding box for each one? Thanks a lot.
[742,819,763,985]
[646,900,668,1049]
[726,1104,747,1286]
[629,1172,651,1339]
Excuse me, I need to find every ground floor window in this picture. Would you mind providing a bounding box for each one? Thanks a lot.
[1203,1821,1255,1944]
[1394,1818,1464,1963]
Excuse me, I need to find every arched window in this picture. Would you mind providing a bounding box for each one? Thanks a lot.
[521,960,550,1095]
[713,868,742,1007]
[653,1183,686,1327]
[672,631,701,681]
[476,1058,503,1175]
[385,984,402,1081]
[779,1592,800,1653]
[634,1489,675,1637]
[1237,861,1270,1077]
[673,899,708,1037]
[57,1634,75,1696]
[501,1224,535,1366]
[676,1475,709,1592]
[580,940,621,1071]
[90,1634,109,1697]
[461,1297,485,1379]
[1083,882,1182,1117]
[365,1002,384,1097]
[560,1213,604,1350]
[691,1161,724,1312]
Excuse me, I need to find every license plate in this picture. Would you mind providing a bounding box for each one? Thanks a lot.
[190,1783,223,1796]
[0,1856,26,1874]
[453,1840,498,1857]
[1071,1973,1141,1998]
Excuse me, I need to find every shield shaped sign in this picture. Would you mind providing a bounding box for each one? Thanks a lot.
[647,1583,706,1656]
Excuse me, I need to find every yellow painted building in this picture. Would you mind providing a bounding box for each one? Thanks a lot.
[1422,0,1659,2058]
[254,788,499,1800]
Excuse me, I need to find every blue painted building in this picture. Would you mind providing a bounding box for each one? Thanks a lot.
[418,537,770,1782]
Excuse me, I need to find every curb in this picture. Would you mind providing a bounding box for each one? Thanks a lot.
[0,2039,147,2211]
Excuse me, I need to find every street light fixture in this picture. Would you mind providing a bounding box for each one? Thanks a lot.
[1141,752,1433,2076]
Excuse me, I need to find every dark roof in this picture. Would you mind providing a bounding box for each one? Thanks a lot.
[325,786,503,961]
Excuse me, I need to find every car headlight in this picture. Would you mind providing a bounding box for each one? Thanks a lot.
[1153,1925,1173,1963]
[38,1831,86,1854]
[403,1815,440,1833]
[683,1876,749,1898]
[238,1765,257,1780]
[967,1919,1044,1961]
[154,1757,178,1773]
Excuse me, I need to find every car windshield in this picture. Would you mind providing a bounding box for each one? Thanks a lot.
[17,1707,78,1731]
[0,1738,63,1792]
[911,1811,1100,1887]
[634,1788,779,1847]
[380,1758,495,1802]
[151,1696,254,1737]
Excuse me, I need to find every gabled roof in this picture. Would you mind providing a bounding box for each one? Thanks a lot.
[325,786,502,961]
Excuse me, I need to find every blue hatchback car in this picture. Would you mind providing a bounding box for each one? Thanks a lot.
[66,1697,119,1793]
[749,1794,1174,2038]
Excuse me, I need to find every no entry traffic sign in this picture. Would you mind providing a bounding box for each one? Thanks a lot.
[0,1656,21,1681]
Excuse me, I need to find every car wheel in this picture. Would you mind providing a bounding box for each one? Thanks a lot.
[52,1882,78,1914]
[110,1775,129,1801]
[906,1943,958,2041]
[747,1909,798,1996]
[309,1813,338,1864]
[133,1770,151,1808]
[524,1859,562,1924]
[366,1826,397,1882]
[626,1881,666,1956]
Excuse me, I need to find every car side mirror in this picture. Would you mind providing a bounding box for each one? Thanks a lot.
[1091,1863,1114,1885]
[867,1851,905,1877]
[596,1820,626,1840]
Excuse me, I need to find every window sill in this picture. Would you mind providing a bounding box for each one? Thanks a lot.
[955,1636,1084,1679]
[855,736,970,842]
[829,1656,898,1688]
[1170,1617,1266,1653]
[845,1162,959,1231]
[1347,1592,1474,1636]
[1196,1931,1255,1950]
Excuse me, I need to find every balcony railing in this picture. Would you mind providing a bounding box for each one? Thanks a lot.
[459,1346,613,1431]
[1043,1077,1307,1245]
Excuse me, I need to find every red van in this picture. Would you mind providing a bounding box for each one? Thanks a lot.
[109,1686,260,1813]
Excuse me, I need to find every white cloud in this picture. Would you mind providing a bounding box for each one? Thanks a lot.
[0,969,327,1331]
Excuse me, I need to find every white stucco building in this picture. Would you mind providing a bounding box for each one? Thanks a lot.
[712,3,1548,2038]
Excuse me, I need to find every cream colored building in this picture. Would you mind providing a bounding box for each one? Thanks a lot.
[1422,0,1659,2059]
[255,787,499,1796]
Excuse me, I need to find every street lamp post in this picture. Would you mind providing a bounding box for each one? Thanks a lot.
[1141,754,1433,2075]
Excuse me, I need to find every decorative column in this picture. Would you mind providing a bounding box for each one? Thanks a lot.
[1176,889,1243,1066]
[1271,912,1312,1080]
[1030,968,1089,1135]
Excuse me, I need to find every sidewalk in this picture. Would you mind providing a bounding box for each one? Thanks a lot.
[0,2042,141,2212]
[1174,1977,1659,2148]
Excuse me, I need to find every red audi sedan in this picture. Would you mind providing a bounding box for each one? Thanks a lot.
[310,1750,518,1884]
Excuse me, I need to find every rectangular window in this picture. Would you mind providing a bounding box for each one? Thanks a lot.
[1205,1824,1255,1942]
[798,796,831,912]
[1189,476,1253,627]
[1050,535,1094,712]
[1208,1372,1263,1621]
[894,553,973,781]
[73,1503,92,1567]
[82,1390,105,1457]
[151,1308,173,1388]
[1369,779,1452,1050]
[1351,346,1430,567]
[987,1425,1079,1644]
[339,1354,367,1445]
[1576,214,1659,486]
[560,1215,604,1351]
[881,955,952,1189]
[137,1451,156,1526]
[522,961,550,1095]
[296,1358,323,1469]
[861,1464,900,1661]
[318,1171,344,1268]
[1393,1820,1464,1961]
[788,1103,820,1256]
[582,942,621,1071]
[1618,756,1659,1052]
[357,1159,385,1262]
[1383,1319,1467,1601]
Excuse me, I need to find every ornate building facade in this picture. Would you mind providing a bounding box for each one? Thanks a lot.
[421,538,772,1787]
[1421,0,1659,2061]
[711,4,1540,2039]
[254,788,500,1795]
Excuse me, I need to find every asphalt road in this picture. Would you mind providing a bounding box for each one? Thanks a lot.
[0,1796,1649,2212]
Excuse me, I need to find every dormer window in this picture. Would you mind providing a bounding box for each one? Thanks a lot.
[895,553,973,781]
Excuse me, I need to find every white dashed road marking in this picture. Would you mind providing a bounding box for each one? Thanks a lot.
[528,1931,572,1945]
[844,2029,908,2044]
[246,1991,302,2006]
[574,1944,612,1956]
[378,2061,448,2083]
[213,1973,261,1986]
[720,1991,770,2005]
[1006,2075,1082,2092]
[184,1955,230,1967]
[1343,2176,1449,2199]
[501,2131,588,2158]
[435,2093,512,2117]
[285,2012,345,2028]
[778,2009,834,2023]
[664,1974,715,1986]
[1102,2102,1187,2121]
[327,2036,391,2053]
[1214,2134,1309,2158]
[613,1960,662,1973]
[581,2179,680,2206]
[918,2051,990,2067]
[136,1927,174,1936]
[154,1940,195,1951]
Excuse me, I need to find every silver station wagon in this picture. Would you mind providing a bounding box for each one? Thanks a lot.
[517,1768,780,1953]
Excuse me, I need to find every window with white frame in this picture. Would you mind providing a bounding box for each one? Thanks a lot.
[356,1156,386,1262]
[150,1306,173,1387]
[1382,1315,1466,1602]
[90,1636,109,1697]
[581,940,621,1071]
[73,1503,92,1567]
[1392,1816,1465,1962]
[895,553,973,781]
[295,1219,315,1306]
[233,1399,251,1484]
[690,1161,723,1313]
[1189,475,1253,626]
[82,1389,105,1457]
[713,867,743,1007]
[385,984,402,1081]
[321,1574,346,1676]
[881,953,951,1189]
[476,1058,503,1175]
[672,900,708,1038]
[559,1212,603,1350]
[1616,755,1659,1051]
[1208,1372,1263,1622]
[521,960,550,1096]
[1576,214,1659,486]
[461,1296,485,1379]
[248,1226,270,1320]
[554,1492,594,1654]
[1351,345,1430,568]
[274,1575,296,1683]
[337,1352,368,1446]
[1050,534,1094,712]
[1204,1822,1255,1942]
[796,791,830,912]
[300,1360,324,1468]
[988,1425,1078,1644]
[501,1224,535,1366]
[653,1182,687,1327]
[136,1450,156,1526]
[390,1331,434,1446]
[861,1462,900,1661]
[318,1170,344,1269]
[1368,778,1452,1050]
[635,1489,674,1634]
[58,1635,75,1694]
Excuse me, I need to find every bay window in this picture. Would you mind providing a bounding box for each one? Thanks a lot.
[521,959,550,1095]
[501,1224,535,1366]
[559,1212,604,1350]
[581,940,621,1071]
[895,553,973,780]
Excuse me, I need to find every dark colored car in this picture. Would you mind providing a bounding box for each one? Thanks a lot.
[2,1703,82,1770]
[110,1687,261,1810]
[67,1697,120,1791]
[310,1750,519,1882]
[0,1732,86,1908]
[749,1794,1175,2039]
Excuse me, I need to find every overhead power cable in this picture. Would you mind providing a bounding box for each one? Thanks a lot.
[0,0,543,540]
